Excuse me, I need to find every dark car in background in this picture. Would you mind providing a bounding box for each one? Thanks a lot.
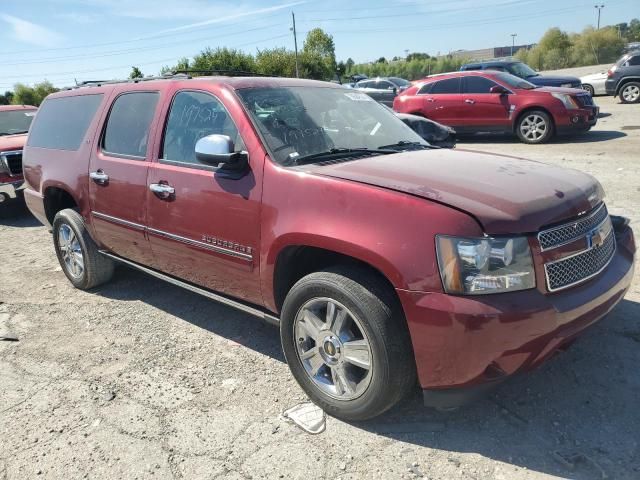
[461,60,582,89]
[394,71,598,144]
[353,77,411,106]
[605,52,640,103]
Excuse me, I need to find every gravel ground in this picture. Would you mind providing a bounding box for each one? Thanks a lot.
[1,95,639,480]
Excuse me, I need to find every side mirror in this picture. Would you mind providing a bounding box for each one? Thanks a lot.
[392,87,398,94]
[489,85,509,95]
[195,134,249,179]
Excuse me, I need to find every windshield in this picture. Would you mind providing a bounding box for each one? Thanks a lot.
[507,62,538,78]
[236,86,428,165]
[494,72,536,90]
[0,109,36,136]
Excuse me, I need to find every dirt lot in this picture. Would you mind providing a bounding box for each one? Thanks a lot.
[1,95,639,480]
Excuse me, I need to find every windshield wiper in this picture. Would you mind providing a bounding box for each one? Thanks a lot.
[377,140,433,151]
[290,147,394,166]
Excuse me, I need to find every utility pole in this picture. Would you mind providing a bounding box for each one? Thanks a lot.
[291,12,299,78]
[510,33,517,56]
[595,4,604,30]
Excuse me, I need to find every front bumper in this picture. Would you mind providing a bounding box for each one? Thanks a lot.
[555,106,599,133]
[397,225,635,408]
[0,176,24,200]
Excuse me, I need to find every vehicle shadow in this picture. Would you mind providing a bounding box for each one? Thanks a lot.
[0,194,41,227]
[94,266,285,362]
[94,265,639,478]
[354,297,640,479]
[457,130,627,145]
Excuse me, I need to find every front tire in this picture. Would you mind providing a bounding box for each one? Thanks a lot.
[53,209,114,290]
[516,110,554,144]
[620,82,640,104]
[280,266,416,421]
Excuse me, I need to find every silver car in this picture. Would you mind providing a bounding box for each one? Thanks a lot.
[353,77,411,106]
[580,70,609,96]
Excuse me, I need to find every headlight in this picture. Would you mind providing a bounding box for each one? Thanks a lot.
[436,235,535,295]
[551,92,578,109]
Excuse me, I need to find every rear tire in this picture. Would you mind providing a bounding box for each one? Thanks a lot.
[581,84,594,96]
[280,266,416,421]
[516,110,553,144]
[53,208,114,290]
[620,82,640,104]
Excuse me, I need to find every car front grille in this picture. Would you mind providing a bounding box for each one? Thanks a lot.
[544,218,615,292]
[575,94,594,107]
[1,150,23,176]
[538,203,608,250]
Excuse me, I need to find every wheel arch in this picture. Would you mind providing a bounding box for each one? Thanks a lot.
[513,106,555,133]
[269,239,403,314]
[616,77,640,95]
[43,185,80,225]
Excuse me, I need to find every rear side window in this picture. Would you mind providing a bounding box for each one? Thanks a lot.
[27,94,103,150]
[417,83,433,94]
[430,78,461,94]
[102,92,159,158]
[628,55,640,66]
[463,76,499,93]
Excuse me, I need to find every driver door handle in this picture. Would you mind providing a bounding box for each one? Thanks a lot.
[149,183,175,200]
[89,170,109,185]
[465,99,476,104]
[426,98,436,102]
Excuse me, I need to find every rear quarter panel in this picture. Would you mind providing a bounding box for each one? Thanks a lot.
[22,89,114,226]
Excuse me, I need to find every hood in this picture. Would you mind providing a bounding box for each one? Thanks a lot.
[0,133,27,153]
[305,149,602,235]
[527,74,581,87]
[580,72,607,81]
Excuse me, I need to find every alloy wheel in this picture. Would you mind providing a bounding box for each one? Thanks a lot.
[294,297,373,400]
[622,84,640,103]
[520,114,548,142]
[58,223,84,278]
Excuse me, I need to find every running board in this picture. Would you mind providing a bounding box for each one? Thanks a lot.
[99,251,280,327]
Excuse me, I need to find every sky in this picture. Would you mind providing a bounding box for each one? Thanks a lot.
[0,0,637,90]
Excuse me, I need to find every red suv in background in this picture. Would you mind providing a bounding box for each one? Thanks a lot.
[0,105,37,202]
[394,71,599,144]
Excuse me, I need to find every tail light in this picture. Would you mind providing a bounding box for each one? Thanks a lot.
[607,69,614,78]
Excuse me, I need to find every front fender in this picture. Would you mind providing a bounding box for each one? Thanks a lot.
[259,161,483,311]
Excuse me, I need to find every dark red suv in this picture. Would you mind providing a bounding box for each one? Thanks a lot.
[22,75,635,420]
[394,71,599,143]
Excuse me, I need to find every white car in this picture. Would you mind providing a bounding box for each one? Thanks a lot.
[580,71,608,96]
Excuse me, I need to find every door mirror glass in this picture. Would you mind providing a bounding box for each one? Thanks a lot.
[489,85,509,95]
[195,134,236,164]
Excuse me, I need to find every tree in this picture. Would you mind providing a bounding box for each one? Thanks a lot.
[376,57,387,63]
[346,57,355,72]
[12,81,58,106]
[187,47,256,75]
[256,47,297,77]
[129,66,144,79]
[406,52,430,62]
[0,91,13,105]
[302,28,336,80]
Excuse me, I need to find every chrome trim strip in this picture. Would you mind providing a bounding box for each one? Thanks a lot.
[538,203,607,252]
[92,211,146,231]
[543,224,616,293]
[147,227,253,261]
[99,251,279,326]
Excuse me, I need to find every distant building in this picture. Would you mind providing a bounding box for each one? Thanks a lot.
[448,44,536,61]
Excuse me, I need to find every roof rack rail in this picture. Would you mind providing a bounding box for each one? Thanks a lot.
[64,72,191,90]
[171,69,277,77]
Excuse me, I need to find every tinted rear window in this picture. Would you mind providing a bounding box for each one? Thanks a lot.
[27,94,103,150]
[102,92,159,158]
[628,55,640,66]
[430,78,461,94]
